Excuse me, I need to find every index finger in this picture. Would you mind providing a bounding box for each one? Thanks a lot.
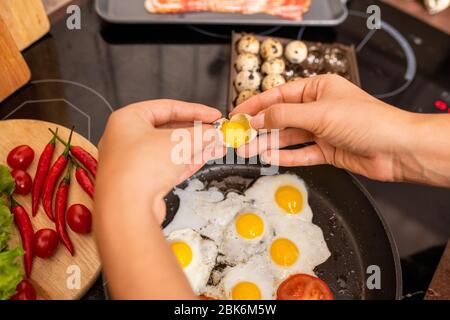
[129,99,223,127]
[230,76,319,116]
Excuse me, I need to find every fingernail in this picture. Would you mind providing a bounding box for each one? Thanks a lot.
[251,114,265,129]
[260,151,270,164]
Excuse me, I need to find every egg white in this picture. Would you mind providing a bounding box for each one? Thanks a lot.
[166,228,218,295]
[220,207,274,265]
[221,255,275,300]
[245,174,313,222]
[267,215,331,282]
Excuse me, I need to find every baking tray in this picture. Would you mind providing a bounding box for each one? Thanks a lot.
[227,32,361,111]
[96,0,348,26]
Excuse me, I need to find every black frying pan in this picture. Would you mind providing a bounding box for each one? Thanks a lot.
[163,162,402,300]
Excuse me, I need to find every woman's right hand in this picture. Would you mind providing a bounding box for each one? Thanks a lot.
[232,74,450,187]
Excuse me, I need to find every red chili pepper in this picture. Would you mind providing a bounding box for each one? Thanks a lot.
[49,128,97,178]
[41,128,73,222]
[71,146,97,179]
[75,165,94,199]
[11,200,34,277]
[32,129,58,216]
[55,161,74,255]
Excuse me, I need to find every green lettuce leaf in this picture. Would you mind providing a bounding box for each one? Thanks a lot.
[0,165,14,196]
[0,247,24,300]
[0,205,13,252]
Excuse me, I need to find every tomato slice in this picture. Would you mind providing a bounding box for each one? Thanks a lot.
[277,274,334,300]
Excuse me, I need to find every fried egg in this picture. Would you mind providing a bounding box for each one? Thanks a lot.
[165,179,247,242]
[220,208,274,264]
[167,228,218,294]
[245,174,313,222]
[221,256,275,300]
[267,215,330,281]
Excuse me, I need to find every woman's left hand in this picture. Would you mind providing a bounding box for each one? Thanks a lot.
[94,100,224,299]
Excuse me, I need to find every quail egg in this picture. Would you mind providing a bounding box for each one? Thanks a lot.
[215,113,257,149]
[262,74,286,91]
[261,58,285,75]
[235,70,262,92]
[285,40,308,64]
[235,53,260,72]
[237,35,260,55]
[235,90,259,106]
[260,38,283,60]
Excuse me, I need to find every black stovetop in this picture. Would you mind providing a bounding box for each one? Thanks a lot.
[0,0,449,299]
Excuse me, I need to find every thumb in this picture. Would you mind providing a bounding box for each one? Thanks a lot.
[250,102,324,133]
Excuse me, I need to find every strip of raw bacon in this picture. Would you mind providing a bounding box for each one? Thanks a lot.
[145,0,311,20]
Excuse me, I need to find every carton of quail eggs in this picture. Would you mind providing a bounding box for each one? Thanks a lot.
[228,32,361,109]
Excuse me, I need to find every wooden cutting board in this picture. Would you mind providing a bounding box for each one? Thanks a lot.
[0,0,50,51]
[0,16,30,103]
[1,120,101,300]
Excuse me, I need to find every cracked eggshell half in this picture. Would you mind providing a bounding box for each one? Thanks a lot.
[214,113,257,149]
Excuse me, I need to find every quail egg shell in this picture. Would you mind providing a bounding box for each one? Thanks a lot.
[262,74,286,91]
[234,70,262,92]
[235,53,260,72]
[215,113,257,149]
[237,35,260,55]
[260,38,283,60]
[235,90,259,106]
[261,58,285,75]
[285,40,308,64]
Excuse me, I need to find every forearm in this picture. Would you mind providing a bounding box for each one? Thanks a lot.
[94,187,195,299]
[399,113,450,187]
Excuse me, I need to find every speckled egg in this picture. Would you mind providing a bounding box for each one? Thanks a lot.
[235,53,260,72]
[261,58,285,75]
[262,74,286,91]
[237,35,260,55]
[235,70,262,92]
[285,40,308,64]
[235,90,259,106]
[260,38,283,61]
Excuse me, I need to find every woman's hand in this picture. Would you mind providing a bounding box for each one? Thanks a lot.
[232,74,450,187]
[97,99,224,223]
[95,100,224,299]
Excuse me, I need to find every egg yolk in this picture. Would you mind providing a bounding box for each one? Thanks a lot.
[235,213,264,239]
[231,281,262,300]
[171,241,193,269]
[221,118,251,148]
[270,238,299,266]
[275,185,303,214]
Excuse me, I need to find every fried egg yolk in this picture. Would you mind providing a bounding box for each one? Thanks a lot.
[270,238,299,266]
[171,241,193,269]
[235,213,264,239]
[221,118,251,148]
[232,281,262,300]
[275,185,303,214]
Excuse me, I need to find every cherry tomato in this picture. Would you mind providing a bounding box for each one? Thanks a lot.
[11,169,32,195]
[34,228,59,259]
[67,204,92,234]
[7,145,35,170]
[9,280,37,300]
[277,274,334,300]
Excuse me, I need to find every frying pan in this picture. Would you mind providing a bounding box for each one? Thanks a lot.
[163,161,402,300]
